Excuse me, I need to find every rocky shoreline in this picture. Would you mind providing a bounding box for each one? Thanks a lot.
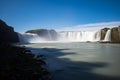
[0,19,51,80]
[0,43,51,80]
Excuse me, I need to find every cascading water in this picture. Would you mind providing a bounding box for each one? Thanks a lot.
[104,29,111,41]
[59,30,101,42]
[18,30,59,43]
[18,33,45,43]
[18,30,102,43]
[47,30,52,41]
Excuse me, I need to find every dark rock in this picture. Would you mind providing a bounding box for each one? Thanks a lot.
[111,27,120,43]
[100,28,110,40]
[36,54,44,58]
[0,19,19,43]
[99,41,111,43]
[25,29,58,40]
[0,19,51,80]
[86,41,91,43]
[23,50,32,54]
[0,44,50,80]
[36,54,46,60]
[100,26,120,43]
[36,59,46,65]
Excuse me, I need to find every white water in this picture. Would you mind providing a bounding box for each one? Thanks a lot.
[47,30,52,41]
[18,30,103,43]
[104,29,111,41]
[59,30,101,42]
[18,33,45,43]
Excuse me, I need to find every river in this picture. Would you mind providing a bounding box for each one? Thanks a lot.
[25,42,120,80]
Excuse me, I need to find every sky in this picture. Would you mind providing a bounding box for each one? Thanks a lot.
[0,0,120,32]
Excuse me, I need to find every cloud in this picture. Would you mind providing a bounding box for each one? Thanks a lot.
[56,21,120,31]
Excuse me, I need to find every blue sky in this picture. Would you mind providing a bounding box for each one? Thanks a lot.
[0,0,120,32]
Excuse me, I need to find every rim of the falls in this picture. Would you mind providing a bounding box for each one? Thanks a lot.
[18,29,111,43]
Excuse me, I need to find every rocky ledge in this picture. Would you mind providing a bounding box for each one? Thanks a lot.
[0,43,51,80]
[0,19,51,80]
[0,19,19,43]
[101,26,120,43]
[25,29,58,40]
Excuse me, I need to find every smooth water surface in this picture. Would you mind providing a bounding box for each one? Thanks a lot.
[25,42,120,80]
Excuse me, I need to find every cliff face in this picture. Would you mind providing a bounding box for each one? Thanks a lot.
[100,28,110,40]
[26,29,58,40]
[0,19,19,43]
[101,26,120,43]
[111,26,120,43]
[0,20,50,80]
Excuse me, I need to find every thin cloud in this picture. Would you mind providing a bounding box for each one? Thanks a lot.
[56,21,120,31]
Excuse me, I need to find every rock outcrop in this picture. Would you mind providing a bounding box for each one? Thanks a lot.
[0,19,19,43]
[0,43,50,80]
[26,29,58,40]
[111,26,120,43]
[101,26,120,43]
[100,28,110,40]
[0,20,51,80]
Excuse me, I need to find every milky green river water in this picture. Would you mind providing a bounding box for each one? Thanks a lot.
[25,42,120,80]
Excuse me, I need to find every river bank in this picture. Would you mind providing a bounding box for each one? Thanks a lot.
[0,42,51,80]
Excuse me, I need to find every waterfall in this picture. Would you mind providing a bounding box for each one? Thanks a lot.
[47,30,52,40]
[18,33,44,43]
[59,30,101,42]
[104,29,111,41]
[18,30,101,43]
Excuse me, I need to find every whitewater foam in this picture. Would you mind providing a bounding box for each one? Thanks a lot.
[18,29,112,43]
